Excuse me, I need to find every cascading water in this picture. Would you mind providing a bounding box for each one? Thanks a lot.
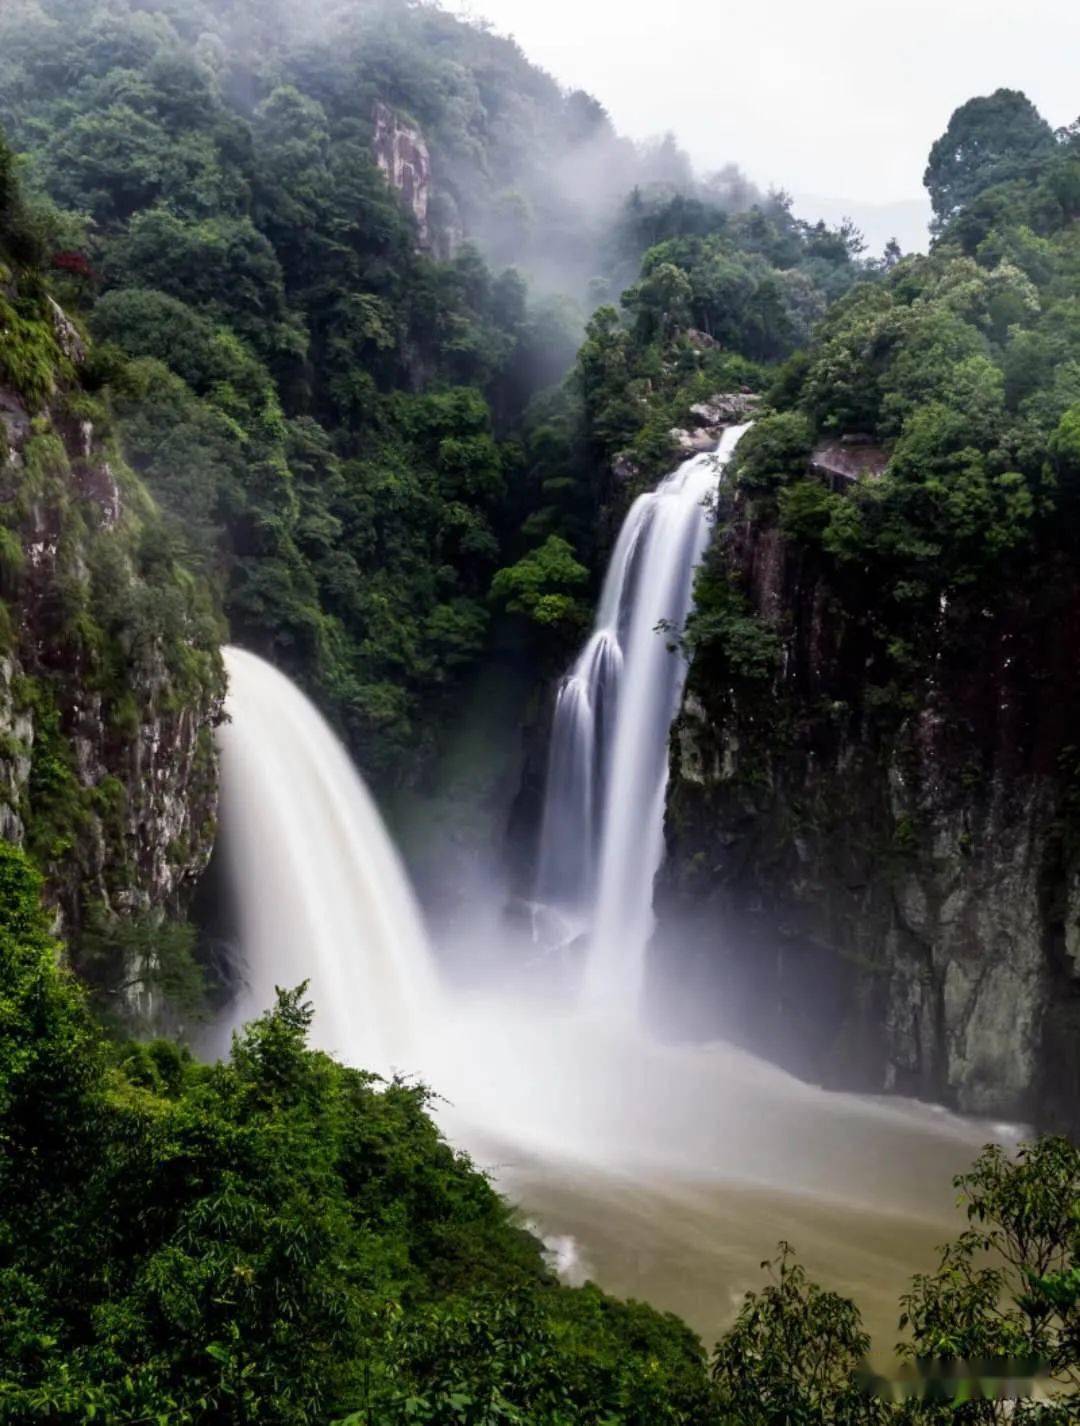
[216,519,1010,1354]
[217,646,438,1071]
[536,424,750,1010]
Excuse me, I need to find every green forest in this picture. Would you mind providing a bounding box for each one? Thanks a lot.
[0,0,1079,1420]
[0,0,871,776]
[689,90,1080,727]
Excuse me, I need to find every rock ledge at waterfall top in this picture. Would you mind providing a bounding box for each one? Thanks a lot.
[669,391,761,456]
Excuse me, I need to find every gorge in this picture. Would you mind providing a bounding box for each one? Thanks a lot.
[1,1,1079,1418]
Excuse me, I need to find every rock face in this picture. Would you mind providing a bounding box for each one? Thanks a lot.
[687,392,761,428]
[670,427,718,457]
[670,392,762,458]
[372,101,433,248]
[610,451,644,486]
[0,338,223,949]
[808,437,890,488]
[658,483,1080,1129]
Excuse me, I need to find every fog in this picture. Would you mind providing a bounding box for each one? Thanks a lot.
[452,0,1080,249]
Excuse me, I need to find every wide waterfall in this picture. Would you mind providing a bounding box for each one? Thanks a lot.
[217,647,438,1071]
[216,516,1008,1354]
[536,424,750,1010]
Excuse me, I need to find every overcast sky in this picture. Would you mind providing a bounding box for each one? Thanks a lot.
[451,0,1079,242]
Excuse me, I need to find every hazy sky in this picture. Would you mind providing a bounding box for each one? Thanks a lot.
[451,0,1080,207]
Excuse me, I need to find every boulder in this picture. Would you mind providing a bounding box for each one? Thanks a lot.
[671,427,720,456]
[688,391,761,428]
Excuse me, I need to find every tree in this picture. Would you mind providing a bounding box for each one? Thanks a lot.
[899,1139,1080,1422]
[0,843,98,1222]
[490,534,589,633]
[731,410,816,494]
[711,1244,889,1425]
[0,859,724,1423]
[924,90,1057,227]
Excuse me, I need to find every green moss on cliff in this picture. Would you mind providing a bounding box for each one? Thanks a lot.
[0,131,224,984]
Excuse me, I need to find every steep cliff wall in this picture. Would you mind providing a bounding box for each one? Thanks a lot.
[0,228,224,987]
[371,102,466,261]
[658,482,1080,1129]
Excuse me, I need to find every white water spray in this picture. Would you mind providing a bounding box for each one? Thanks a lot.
[216,521,1008,1348]
[216,641,987,1190]
[536,425,750,1010]
[217,647,438,1071]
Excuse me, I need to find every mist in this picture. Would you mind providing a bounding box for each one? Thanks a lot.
[452,0,1080,205]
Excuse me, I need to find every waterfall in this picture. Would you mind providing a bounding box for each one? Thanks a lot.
[536,424,750,1012]
[217,647,438,1071]
[214,554,998,1261]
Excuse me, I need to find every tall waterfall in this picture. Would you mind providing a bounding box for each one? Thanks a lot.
[536,424,750,1012]
[215,554,998,1268]
[217,647,438,1071]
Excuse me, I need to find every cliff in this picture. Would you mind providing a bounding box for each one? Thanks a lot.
[372,101,434,248]
[658,479,1080,1128]
[0,205,224,996]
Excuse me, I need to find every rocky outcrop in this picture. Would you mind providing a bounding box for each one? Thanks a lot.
[47,295,87,365]
[688,392,762,428]
[610,451,644,486]
[809,436,889,488]
[670,427,719,457]
[658,488,1080,1129]
[0,334,223,948]
[670,392,762,458]
[372,101,433,248]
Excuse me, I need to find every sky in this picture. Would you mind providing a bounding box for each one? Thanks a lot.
[450,0,1080,251]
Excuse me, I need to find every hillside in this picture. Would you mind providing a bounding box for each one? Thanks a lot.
[0,131,222,1017]
[0,5,1079,1419]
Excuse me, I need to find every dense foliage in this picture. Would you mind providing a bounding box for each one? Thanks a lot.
[488,186,876,669]
[0,0,884,738]
[0,127,222,950]
[684,91,1080,742]
[563,187,872,477]
[0,0,714,772]
[0,0,559,775]
[0,841,715,1423]
[0,839,1077,1420]
[5,8,1080,1416]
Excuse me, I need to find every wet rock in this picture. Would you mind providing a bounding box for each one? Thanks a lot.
[670,427,719,456]
[688,392,761,428]
[76,458,121,528]
[372,101,433,247]
[0,387,30,457]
